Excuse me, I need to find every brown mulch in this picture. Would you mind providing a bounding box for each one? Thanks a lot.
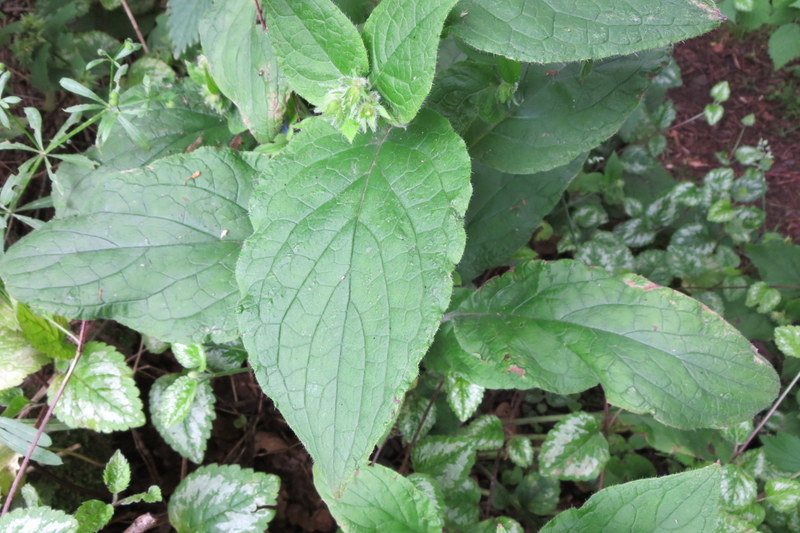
[667,27,800,240]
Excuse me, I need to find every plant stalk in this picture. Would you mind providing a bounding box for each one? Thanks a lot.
[731,368,800,461]
[1,321,90,516]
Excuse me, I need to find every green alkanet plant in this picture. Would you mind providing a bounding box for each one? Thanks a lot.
[0,0,786,529]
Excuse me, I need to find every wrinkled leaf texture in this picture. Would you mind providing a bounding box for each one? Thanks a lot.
[237,110,471,494]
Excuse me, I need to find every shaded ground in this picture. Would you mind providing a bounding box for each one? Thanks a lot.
[667,27,800,240]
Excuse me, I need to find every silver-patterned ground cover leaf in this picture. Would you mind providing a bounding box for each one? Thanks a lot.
[168,464,279,533]
[49,342,144,432]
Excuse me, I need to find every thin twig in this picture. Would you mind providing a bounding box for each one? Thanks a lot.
[119,0,150,53]
[1,321,90,516]
[399,378,445,475]
[253,0,267,30]
[122,513,159,533]
[731,368,800,461]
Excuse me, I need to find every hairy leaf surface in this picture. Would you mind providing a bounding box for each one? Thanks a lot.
[1,149,256,343]
[362,0,459,124]
[200,0,290,142]
[539,465,722,532]
[237,110,471,494]
[465,51,667,174]
[264,0,368,106]
[317,464,444,532]
[452,0,722,63]
[448,260,779,429]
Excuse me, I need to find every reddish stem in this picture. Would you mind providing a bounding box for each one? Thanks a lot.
[1,321,90,515]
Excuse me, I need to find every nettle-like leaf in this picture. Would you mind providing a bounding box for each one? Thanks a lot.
[157,376,198,428]
[540,465,722,532]
[458,157,584,281]
[237,110,470,494]
[539,412,610,481]
[104,450,131,495]
[516,472,560,515]
[16,304,74,360]
[0,321,48,390]
[74,499,114,533]
[150,374,216,464]
[508,435,534,468]
[766,479,800,513]
[397,396,437,445]
[445,372,484,422]
[451,0,722,63]
[171,343,206,370]
[0,506,78,533]
[362,0,458,124]
[412,416,503,527]
[53,93,232,216]
[166,0,213,56]
[168,464,279,533]
[720,464,757,511]
[264,0,368,106]
[317,464,444,532]
[465,51,667,175]
[447,260,779,429]
[200,0,290,142]
[50,342,144,432]
[1,149,257,344]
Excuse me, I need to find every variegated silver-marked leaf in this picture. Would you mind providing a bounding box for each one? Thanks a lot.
[168,464,279,533]
[50,342,145,432]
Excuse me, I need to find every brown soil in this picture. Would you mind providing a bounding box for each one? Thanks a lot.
[667,27,800,240]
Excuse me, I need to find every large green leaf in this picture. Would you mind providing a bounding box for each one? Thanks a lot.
[465,51,667,174]
[200,0,290,142]
[362,0,458,124]
[168,464,279,533]
[316,464,444,532]
[264,0,368,106]
[451,0,722,63]
[458,157,583,281]
[53,93,232,216]
[1,149,257,343]
[50,342,145,432]
[237,110,471,494]
[447,260,779,429]
[540,465,722,532]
